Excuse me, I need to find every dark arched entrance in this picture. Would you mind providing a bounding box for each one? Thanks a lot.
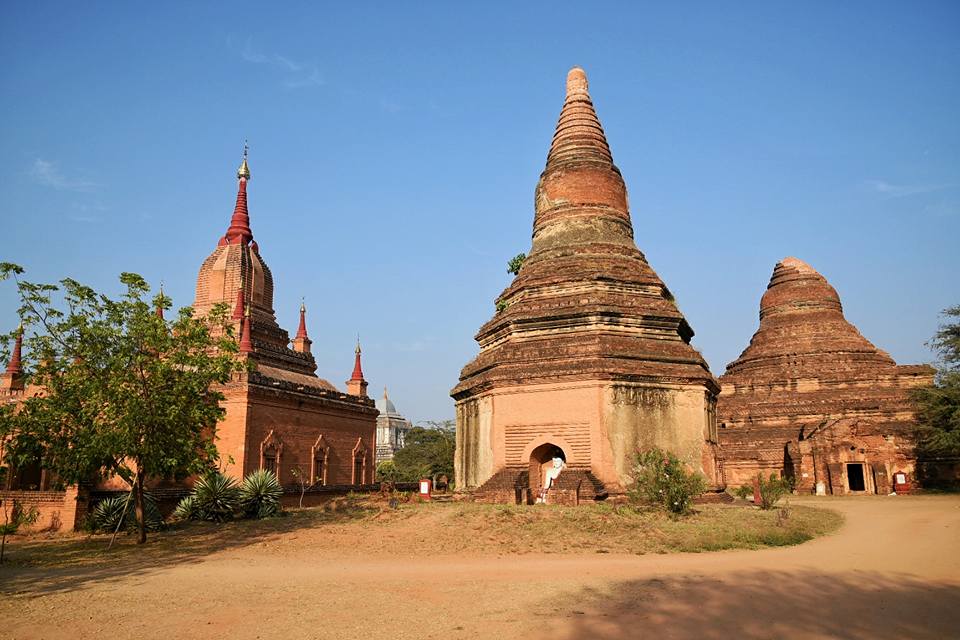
[528,443,566,496]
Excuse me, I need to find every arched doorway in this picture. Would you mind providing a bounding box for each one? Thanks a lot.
[528,443,566,496]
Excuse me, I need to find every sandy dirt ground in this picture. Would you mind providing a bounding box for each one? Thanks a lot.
[1,495,958,640]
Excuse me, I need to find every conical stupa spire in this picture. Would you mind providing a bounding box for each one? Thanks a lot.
[5,323,23,375]
[231,287,245,321]
[296,301,308,340]
[760,257,843,321]
[545,67,613,170]
[239,305,253,354]
[156,284,165,319]
[350,338,364,381]
[724,256,893,375]
[531,66,633,254]
[223,143,254,246]
[345,336,368,397]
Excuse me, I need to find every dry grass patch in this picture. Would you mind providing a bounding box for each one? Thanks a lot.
[1,496,841,574]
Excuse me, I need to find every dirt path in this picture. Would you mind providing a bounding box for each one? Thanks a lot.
[2,496,958,639]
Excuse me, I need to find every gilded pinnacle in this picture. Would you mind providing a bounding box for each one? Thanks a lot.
[237,141,251,180]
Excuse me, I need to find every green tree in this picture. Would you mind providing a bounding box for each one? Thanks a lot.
[391,421,455,482]
[376,459,401,483]
[913,306,960,456]
[0,263,244,544]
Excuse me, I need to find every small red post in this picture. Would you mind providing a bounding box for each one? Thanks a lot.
[753,475,762,505]
[419,478,433,501]
[893,471,911,494]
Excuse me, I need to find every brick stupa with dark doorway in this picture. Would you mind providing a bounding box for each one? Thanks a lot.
[451,68,722,504]
[717,257,934,494]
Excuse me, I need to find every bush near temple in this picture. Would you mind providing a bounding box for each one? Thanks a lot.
[173,470,282,523]
[90,492,164,533]
[757,473,791,510]
[0,498,39,564]
[733,484,754,500]
[239,469,283,519]
[376,459,402,483]
[629,448,706,516]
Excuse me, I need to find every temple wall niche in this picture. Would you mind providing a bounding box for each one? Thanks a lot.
[605,384,712,487]
[242,395,376,485]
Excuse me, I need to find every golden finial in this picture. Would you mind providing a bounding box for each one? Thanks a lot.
[300,296,306,313]
[237,140,251,180]
[244,304,251,318]
[355,333,361,355]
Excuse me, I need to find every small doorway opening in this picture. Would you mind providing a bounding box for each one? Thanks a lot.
[529,444,566,495]
[847,463,866,492]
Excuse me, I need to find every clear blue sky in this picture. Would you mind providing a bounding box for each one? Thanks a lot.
[2,2,958,424]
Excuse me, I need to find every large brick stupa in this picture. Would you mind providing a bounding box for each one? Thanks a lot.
[452,68,721,502]
[717,257,934,494]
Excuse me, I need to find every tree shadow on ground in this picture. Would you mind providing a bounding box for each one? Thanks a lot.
[0,500,374,597]
[546,570,960,640]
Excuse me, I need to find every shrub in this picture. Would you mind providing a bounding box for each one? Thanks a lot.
[172,495,198,522]
[733,485,753,499]
[758,473,791,510]
[507,253,527,276]
[376,460,402,483]
[1,499,40,563]
[629,448,706,515]
[192,472,240,522]
[91,492,164,533]
[239,469,283,519]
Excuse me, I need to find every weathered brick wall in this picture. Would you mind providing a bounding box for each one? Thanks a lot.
[240,389,377,486]
[0,486,86,532]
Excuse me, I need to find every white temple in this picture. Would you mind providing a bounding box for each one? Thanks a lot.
[375,388,413,463]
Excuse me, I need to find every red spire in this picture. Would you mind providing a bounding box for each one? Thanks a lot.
[223,144,254,246]
[155,285,165,319]
[350,339,364,381]
[6,324,23,375]
[239,306,253,354]
[296,302,308,340]
[232,287,245,321]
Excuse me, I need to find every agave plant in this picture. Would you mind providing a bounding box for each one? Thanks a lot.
[172,494,198,522]
[239,469,283,519]
[91,492,165,533]
[91,495,130,533]
[192,472,240,522]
